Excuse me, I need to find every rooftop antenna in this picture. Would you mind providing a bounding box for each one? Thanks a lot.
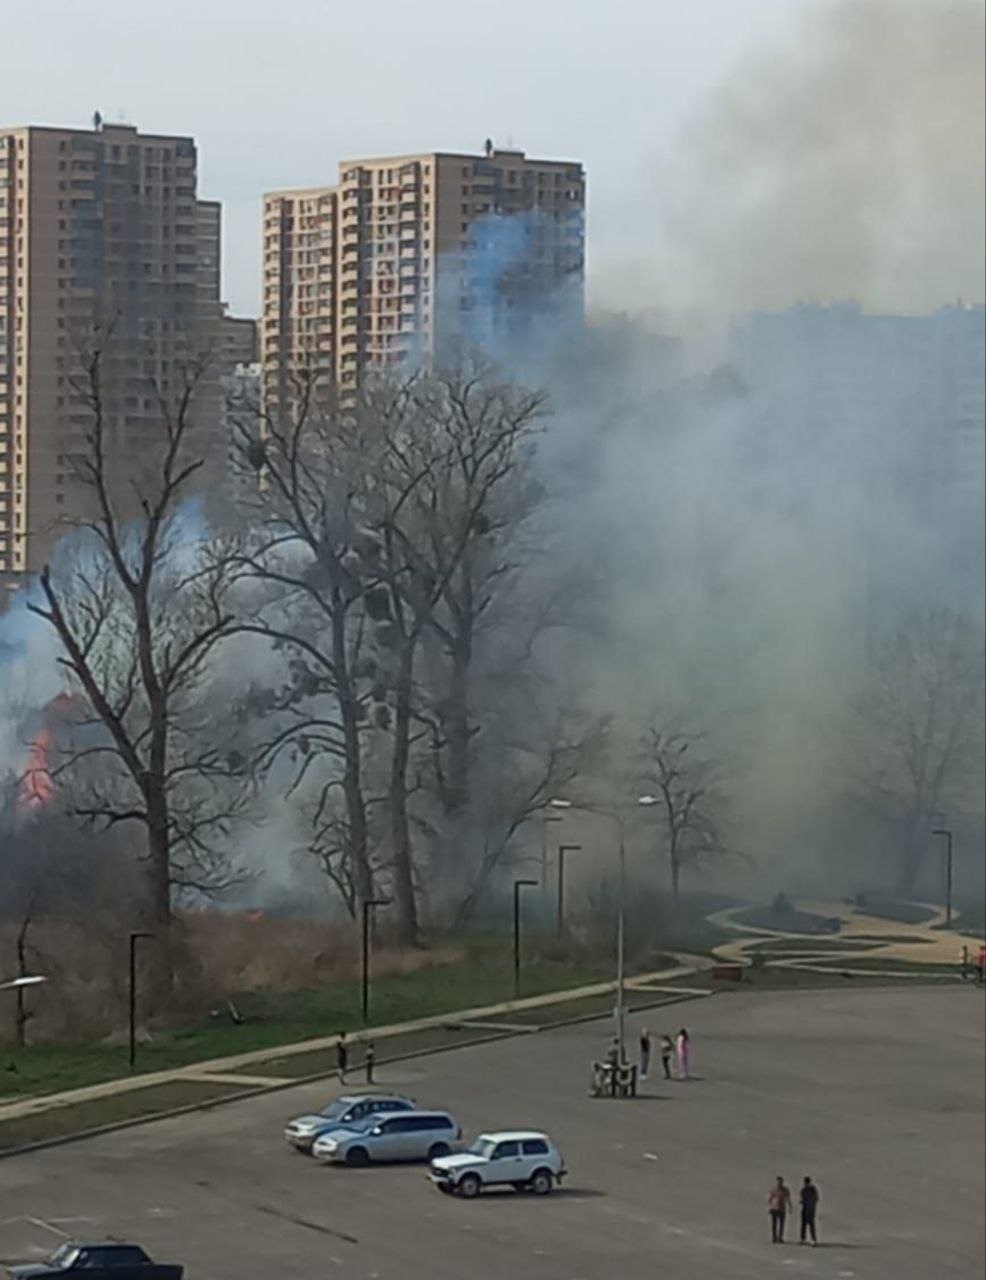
[92,109,103,131]
[484,137,493,158]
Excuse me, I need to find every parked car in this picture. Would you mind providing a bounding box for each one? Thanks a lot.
[284,1092,415,1152]
[5,1241,183,1278]
[312,1108,461,1166]
[429,1130,566,1198]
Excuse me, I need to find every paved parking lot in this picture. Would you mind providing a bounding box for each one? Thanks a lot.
[0,986,982,1279]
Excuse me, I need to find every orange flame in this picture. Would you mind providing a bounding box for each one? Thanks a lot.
[18,728,53,813]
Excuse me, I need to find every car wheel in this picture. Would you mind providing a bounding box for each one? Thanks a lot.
[345,1146,370,1168]
[457,1173,482,1199]
[428,1142,450,1160]
[530,1168,554,1196]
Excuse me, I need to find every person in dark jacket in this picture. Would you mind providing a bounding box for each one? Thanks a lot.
[639,1029,652,1079]
[336,1032,348,1083]
[660,1034,674,1080]
[799,1176,820,1245]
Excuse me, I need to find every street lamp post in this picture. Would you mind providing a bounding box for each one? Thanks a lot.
[361,898,391,1023]
[556,844,582,935]
[932,828,954,924]
[541,813,563,891]
[550,796,656,1067]
[513,879,538,998]
[550,799,628,1061]
[128,931,154,1072]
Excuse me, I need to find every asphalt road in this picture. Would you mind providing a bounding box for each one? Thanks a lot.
[0,986,983,1279]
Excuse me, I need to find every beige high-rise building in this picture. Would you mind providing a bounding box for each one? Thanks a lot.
[261,143,585,412]
[0,119,227,582]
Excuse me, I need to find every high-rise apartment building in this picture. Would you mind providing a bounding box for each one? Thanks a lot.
[261,143,585,412]
[0,120,226,581]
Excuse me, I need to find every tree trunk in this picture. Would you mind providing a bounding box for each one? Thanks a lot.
[389,644,419,946]
[14,913,31,1049]
[144,782,175,1003]
[442,619,473,815]
[670,842,681,906]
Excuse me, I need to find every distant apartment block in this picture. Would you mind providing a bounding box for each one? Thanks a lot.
[0,119,229,580]
[217,309,258,374]
[261,142,585,413]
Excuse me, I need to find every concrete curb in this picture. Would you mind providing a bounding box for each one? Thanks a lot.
[0,988,711,1161]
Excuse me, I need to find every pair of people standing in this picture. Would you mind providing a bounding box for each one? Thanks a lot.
[768,1176,820,1245]
[639,1027,690,1080]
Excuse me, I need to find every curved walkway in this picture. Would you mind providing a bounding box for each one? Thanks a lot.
[709,899,983,974]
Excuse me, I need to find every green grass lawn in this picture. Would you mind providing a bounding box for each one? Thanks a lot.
[0,936,616,1101]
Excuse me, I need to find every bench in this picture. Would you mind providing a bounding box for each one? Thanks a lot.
[589,1061,638,1099]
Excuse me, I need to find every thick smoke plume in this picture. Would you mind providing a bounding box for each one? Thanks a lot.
[596,0,985,315]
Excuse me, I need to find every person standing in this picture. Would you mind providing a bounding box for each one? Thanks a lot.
[639,1028,652,1079]
[336,1032,348,1084]
[675,1027,691,1080]
[768,1176,792,1244]
[799,1176,820,1245]
[661,1034,674,1080]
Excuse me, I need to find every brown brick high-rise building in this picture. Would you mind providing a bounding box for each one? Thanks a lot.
[261,143,585,413]
[0,119,227,582]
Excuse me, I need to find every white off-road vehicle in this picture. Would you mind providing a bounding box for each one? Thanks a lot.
[429,1130,566,1198]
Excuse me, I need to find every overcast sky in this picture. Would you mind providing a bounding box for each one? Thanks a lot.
[2,0,807,315]
[3,0,982,317]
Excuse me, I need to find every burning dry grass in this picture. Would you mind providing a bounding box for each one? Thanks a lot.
[0,909,463,1046]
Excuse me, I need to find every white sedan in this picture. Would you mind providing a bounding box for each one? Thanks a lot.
[429,1130,566,1198]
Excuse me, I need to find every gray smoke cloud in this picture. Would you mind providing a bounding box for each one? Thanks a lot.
[594,0,985,315]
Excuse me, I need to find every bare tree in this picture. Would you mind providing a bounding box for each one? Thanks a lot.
[28,342,248,991]
[356,363,547,944]
[450,708,608,928]
[639,719,730,903]
[852,606,985,894]
[229,369,384,913]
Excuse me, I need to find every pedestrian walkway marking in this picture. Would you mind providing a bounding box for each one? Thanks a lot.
[183,1072,285,1088]
[628,983,712,996]
[445,1020,538,1033]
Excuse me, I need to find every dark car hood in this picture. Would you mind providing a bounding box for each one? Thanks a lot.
[6,1265,62,1277]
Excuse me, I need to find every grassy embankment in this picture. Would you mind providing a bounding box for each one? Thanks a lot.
[0,936,624,1100]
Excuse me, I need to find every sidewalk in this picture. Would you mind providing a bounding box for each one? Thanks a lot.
[709,899,981,970]
[0,959,708,1126]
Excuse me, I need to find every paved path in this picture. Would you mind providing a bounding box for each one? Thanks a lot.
[1,986,981,1280]
[0,959,708,1126]
[710,899,983,972]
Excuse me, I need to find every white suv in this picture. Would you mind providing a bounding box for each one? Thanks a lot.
[429,1130,566,1198]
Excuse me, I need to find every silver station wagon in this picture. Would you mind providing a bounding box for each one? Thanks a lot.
[312,1109,462,1166]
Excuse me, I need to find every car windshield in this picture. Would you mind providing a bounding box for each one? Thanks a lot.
[48,1245,82,1268]
[467,1138,497,1159]
[319,1100,350,1120]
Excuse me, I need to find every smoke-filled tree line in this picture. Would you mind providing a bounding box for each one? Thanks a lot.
[16,342,607,969]
[5,317,984,997]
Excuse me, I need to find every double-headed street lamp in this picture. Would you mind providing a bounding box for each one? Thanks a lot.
[549,795,655,1065]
